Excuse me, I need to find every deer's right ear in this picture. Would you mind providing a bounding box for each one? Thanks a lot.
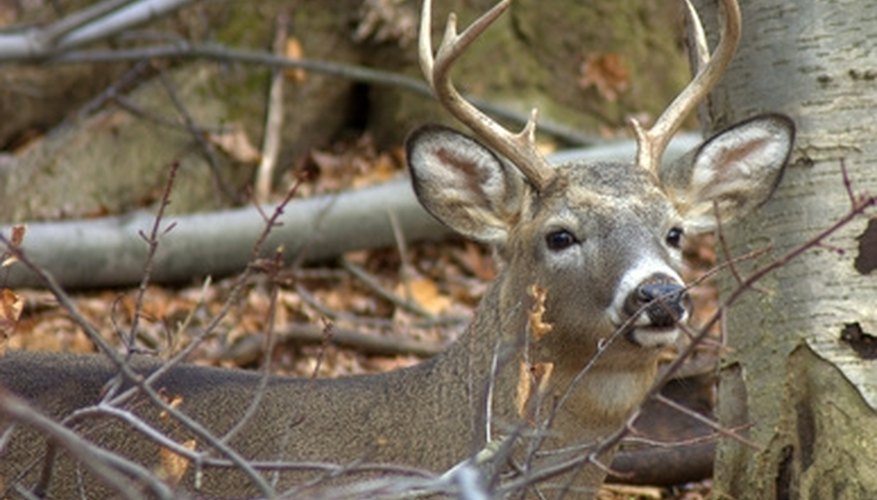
[407,125,525,245]
[660,114,795,234]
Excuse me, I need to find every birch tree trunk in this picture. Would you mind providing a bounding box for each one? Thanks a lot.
[692,1,877,498]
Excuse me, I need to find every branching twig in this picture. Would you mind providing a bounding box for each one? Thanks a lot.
[156,69,236,202]
[500,169,876,493]
[653,394,758,448]
[221,322,445,361]
[0,390,171,500]
[341,258,434,318]
[127,160,180,353]
[0,0,196,59]
[0,171,312,497]
[51,43,598,146]
[220,248,285,446]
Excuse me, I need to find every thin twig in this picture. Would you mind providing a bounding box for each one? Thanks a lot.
[653,394,759,448]
[127,160,180,352]
[255,14,289,203]
[0,390,170,500]
[499,175,876,493]
[51,43,599,146]
[221,321,445,361]
[156,68,237,202]
[309,318,334,379]
[341,258,434,318]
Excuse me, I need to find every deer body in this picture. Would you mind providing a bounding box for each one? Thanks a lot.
[0,0,795,498]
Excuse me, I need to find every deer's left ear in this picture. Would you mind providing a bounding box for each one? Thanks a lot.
[406,125,526,246]
[661,114,795,234]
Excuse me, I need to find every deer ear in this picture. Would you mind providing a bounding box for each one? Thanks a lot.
[406,125,526,245]
[661,114,795,233]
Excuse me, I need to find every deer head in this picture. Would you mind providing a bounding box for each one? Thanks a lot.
[407,0,794,390]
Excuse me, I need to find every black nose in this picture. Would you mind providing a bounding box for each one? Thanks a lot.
[625,278,688,327]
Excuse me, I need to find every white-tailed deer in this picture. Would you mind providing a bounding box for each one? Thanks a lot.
[0,0,793,498]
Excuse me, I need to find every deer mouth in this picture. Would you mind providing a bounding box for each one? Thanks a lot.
[624,324,681,348]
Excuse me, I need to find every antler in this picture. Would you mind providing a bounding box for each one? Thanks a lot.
[419,0,554,191]
[629,0,741,175]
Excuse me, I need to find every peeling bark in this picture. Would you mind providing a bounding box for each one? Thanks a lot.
[693,0,877,497]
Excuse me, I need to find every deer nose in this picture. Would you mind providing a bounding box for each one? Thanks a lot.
[624,277,688,327]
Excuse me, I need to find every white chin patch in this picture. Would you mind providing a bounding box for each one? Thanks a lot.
[629,326,681,348]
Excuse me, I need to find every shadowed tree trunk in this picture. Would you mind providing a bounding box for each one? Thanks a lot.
[694,1,877,498]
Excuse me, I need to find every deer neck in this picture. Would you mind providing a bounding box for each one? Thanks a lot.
[432,269,660,451]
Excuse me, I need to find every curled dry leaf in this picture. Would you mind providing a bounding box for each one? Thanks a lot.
[354,0,417,47]
[158,439,196,485]
[397,277,452,315]
[515,361,554,423]
[284,38,307,83]
[528,284,552,341]
[578,52,630,103]
[2,224,26,267]
[159,395,184,420]
[0,289,24,337]
[10,224,26,247]
[208,126,261,164]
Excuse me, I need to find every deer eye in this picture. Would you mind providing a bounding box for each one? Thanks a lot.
[545,230,578,251]
[666,227,684,248]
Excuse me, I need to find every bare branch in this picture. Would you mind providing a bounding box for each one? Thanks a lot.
[0,390,171,500]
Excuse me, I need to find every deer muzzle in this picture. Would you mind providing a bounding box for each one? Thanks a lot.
[622,275,689,347]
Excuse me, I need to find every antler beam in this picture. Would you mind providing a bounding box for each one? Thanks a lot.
[630,0,741,175]
[419,0,554,191]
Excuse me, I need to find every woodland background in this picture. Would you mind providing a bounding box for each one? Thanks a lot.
[2,0,874,498]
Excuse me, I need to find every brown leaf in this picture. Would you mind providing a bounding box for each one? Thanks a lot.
[528,284,552,340]
[0,289,24,337]
[398,277,452,315]
[578,52,629,102]
[515,361,554,422]
[159,395,184,420]
[158,439,196,485]
[351,152,398,188]
[10,224,25,247]
[284,38,307,83]
[208,127,261,164]
[2,224,26,267]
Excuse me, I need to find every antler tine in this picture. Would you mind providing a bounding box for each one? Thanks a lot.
[419,0,553,191]
[630,0,741,175]
[684,0,710,71]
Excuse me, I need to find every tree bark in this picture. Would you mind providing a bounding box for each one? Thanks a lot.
[693,1,877,498]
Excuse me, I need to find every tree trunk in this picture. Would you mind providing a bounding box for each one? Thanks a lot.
[694,1,877,498]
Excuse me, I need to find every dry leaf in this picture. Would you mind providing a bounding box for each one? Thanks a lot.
[159,395,184,419]
[10,224,25,247]
[354,0,416,47]
[598,483,664,499]
[0,289,24,336]
[351,152,397,188]
[578,52,629,102]
[284,38,307,83]
[208,127,261,164]
[398,278,452,315]
[515,361,554,422]
[158,439,196,485]
[2,224,26,267]
[528,284,552,340]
